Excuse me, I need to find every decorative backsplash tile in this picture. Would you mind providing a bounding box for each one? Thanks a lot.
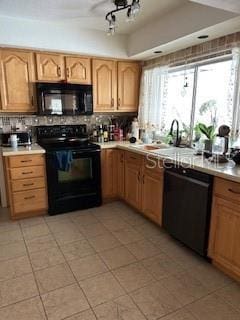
[0,114,134,141]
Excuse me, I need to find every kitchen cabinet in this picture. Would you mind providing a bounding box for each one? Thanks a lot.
[142,158,163,225]
[36,53,65,81]
[124,151,163,224]
[92,59,141,113]
[101,149,118,200]
[124,151,143,211]
[92,59,117,112]
[117,150,125,199]
[209,177,240,280]
[4,154,48,219]
[117,61,141,112]
[0,49,35,112]
[65,56,91,84]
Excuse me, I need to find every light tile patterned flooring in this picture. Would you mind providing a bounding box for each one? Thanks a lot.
[0,201,239,319]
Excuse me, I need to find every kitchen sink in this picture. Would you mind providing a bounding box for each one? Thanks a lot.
[130,144,170,151]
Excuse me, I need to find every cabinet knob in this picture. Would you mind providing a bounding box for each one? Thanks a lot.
[111,98,114,107]
[66,68,70,78]
[118,98,121,108]
[57,66,61,77]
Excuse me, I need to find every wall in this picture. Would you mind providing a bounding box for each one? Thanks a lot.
[144,31,240,67]
[0,15,128,58]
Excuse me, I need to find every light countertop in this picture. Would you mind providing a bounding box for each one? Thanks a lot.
[2,141,240,183]
[1,144,45,156]
[99,142,240,184]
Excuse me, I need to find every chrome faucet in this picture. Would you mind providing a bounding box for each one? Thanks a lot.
[169,119,181,147]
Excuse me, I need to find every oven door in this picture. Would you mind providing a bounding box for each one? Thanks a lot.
[45,148,101,214]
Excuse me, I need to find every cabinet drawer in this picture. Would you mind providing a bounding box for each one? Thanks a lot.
[214,177,240,203]
[12,189,47,214]
[10,166,45,180]
[8,154,44,168]
[11,177,45,192]
[125,151,143,166]
[144,157,163,175]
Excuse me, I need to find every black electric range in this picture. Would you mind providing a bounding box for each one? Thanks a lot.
[36,125,102,215]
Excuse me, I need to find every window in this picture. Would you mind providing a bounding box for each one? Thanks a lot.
[139,56,237,142]
[193,60,234,129]
[163,68,195,136]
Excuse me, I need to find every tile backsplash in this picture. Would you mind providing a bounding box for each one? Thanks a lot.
[0,114,134,141]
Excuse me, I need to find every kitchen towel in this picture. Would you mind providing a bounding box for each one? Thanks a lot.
[55,150,73,171]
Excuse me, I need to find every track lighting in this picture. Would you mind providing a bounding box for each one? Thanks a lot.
[106,0,141,35]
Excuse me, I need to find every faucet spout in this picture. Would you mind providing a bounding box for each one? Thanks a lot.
[169,119,181,147]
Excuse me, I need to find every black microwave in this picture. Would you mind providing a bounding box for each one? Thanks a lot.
[36,82,93,116]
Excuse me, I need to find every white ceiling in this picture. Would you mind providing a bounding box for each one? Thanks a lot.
[0,0,187,34]
[0,0,239,60]
[190,0,240,14]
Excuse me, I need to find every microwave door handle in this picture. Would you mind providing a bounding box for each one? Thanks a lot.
[41,92,45,112]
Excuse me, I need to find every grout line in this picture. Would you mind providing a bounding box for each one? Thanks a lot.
[0,202,239,319]
[18,222,49,320]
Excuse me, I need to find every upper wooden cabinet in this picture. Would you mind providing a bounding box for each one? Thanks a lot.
[92,59,117,112]
[92,59,141,113]
[65,56,91,84]
[36,53,65,82]
[117,62,141,112]
[0,50,35,112]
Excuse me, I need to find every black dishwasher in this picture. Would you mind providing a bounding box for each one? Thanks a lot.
[163,164,213,256]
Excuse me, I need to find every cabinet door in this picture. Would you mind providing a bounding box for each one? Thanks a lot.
[125,162,142,210]
[117,150,125,199]
[0,50,35,112]
[117,61,140,112]
[142,169,163,225]
[36,53,65,81]
[92,59,117,112]
[66,56,91,84]
[209,197,240,276]
[101,149,118,200]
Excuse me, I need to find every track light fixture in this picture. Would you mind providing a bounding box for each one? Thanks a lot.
[106,0,141,35]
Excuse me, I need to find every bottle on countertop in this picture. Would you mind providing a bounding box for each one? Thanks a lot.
[98,124,104,143]
[92,125,98,142]
[109,125,115,141]
[131,118,139,140]
[103,125,109,142]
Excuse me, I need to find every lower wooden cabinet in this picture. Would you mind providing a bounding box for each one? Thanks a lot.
[125,159,142,211]
[116,150,125,199]
[208,177,240,280]
[142,165,163,225]
[101,149,118,200]
[124,151,163,224]
[4,154,48,219]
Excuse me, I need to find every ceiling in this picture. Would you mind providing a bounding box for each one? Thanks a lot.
[0,0,187,34]
[190,0,240,14]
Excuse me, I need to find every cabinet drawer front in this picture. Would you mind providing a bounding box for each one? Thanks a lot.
[10,166,45,180]
[11,177,45,192]
[214,177,240,203]
[12,189,47,214]
[8,154,44,168]
[125,151,143,166]
[144,157,163,175]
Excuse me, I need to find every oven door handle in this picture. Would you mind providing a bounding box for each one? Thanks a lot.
[72,149,100,155]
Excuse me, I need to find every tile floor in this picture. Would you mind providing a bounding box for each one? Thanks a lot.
[0,201,239,320]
